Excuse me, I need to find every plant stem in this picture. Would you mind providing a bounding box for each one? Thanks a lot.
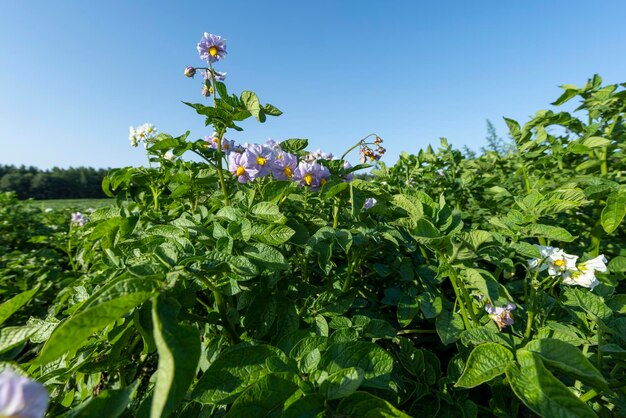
[339,133,378,161]
[332,199,340,229]
[208,62,230,206]
[198,276,240,344]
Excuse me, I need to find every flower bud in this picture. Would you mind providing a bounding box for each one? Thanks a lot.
[184,66,196,78]
[202,81,211,97]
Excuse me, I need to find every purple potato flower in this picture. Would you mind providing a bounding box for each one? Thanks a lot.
[271,151,298,180]
[293,161,330,190]
[485,302,516,331]
[71,212,88,227]
[245,143,274,177]
[205,132,235,155]
[343,160,354,182]
[364,197,377,209]
[303,149,334,163]
[228,150,259,183]
[197,33,227,63]
[202,69,226,81]
[0,368,49,418]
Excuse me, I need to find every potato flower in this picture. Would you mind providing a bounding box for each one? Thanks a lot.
[562,255,607,290]
[528,245,578,276]
[197,33,227,63]
[485,302,516,331]
[228,150,259,183]
[0,368,49,418]
[271,151,298,180]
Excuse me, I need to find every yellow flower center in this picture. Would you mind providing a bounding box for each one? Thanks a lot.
[304,173,313,186]
[256,156,267,166]
[236,166,246,177]
[283,166,293,178]
[209,46,219,57]
[554,259,566,267]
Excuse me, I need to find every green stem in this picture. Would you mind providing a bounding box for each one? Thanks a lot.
[524,267,542,339]
[579,388,598,403]
[198,276,240,344]
[339,133,378,161]
[342,257,358,292]
[332,199,339,229]
[396,329,437,335]
[208,63,230,206]
[437,252,474,329]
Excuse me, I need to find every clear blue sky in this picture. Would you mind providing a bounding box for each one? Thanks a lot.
[1,0,625,169]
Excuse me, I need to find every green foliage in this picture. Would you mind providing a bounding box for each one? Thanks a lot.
[2,71,626,417]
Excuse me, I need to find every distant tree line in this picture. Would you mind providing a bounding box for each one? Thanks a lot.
[0,165,109,199]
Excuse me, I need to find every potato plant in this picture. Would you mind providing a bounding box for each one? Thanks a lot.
[0,34,625,418]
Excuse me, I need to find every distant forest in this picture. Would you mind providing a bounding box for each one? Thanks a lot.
[0,165,109,199]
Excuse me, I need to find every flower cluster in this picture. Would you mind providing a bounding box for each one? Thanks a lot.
[359,136,386,163]
[0,368,49,418]
[129,123,157,148]
[227,139,337,190]
[70,212,88,227]
[205,132,235,155]
[485,302,516,331]
[528,245,607,290]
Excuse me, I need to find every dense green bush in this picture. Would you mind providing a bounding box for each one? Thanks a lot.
[1,34,625,417]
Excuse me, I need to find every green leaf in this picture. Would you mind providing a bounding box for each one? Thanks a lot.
[460,328,516,349]
[455,343,514,388]
[397,294,420,327]
[562,287,612,323]
[509,242,541,259]
[225,373,299,417]
[523,339,608,391]
[263,103,282,116]
[0,286,39,326]
[241,91,262,121]
[413,219,440,239]
[282,394,326,418]
[250,201,287,223]
[0,325,36,354]
[300,347,321,374]
[601,191,626,234]
[506,351,597,418]
[526,223,574,242]
[608,256,626,273]
[319,341,393,389]
[279,139,309,153]
[243,242,288,270]
[36,277,158,363]
[244,293,277,339]
[66,385,135,418]
[320,367,364,400]
[418,293,443,319]
[462,268,506,303]
[552,87,579,106]
[581,136,611,148]
[250,224,295,245]
[192,344,282,404]
[335,392,411,417]
[436,309,465,345]
[503,117,521,140]
[151,297,201,418]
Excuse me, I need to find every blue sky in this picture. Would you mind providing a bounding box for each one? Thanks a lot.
[1,1,625,169]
